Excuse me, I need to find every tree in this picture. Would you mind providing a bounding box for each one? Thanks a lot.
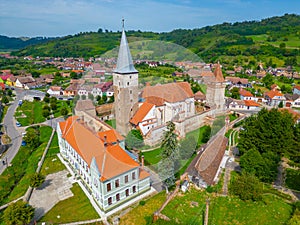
[278,101,283,108]
[201,125,211,143]
[2,201,34,225]
[42,109,50,118]
[229,172,263,201]
[43,96,50,103]
[102,94,107,103]
[2,95,9,104]
[262,73,274,89]
[50,102,57,110]
[159,121,179,187]
[230,87,240,99]
[81,95,86,100]
[96,95,101,101]
[125,129,144,150]
[7,89,13,96]
[60,107,68,116]
[30,173,45,188]
[23,128,40,148]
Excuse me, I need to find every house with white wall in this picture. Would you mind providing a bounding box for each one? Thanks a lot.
[57,116,151,212]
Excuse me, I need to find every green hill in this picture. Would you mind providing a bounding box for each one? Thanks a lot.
[10,14,300,68]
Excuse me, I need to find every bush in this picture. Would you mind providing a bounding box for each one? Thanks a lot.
[229,172,263,201]
[139,200,146,206]
[30,173,45,188]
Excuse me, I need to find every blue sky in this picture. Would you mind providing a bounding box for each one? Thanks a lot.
[0,0,299,37]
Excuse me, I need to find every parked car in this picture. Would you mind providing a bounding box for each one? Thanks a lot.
[16,122,21,127]
[21,140,26,146]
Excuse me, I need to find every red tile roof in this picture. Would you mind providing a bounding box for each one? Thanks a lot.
[142,82,193,104]
[265,90,283,99]
[130,102,155,125]
[294,85,300,91]
[239,88,253,97]
[244,100,260,107]
[59,116,140,181]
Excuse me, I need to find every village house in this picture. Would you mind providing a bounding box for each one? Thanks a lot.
[227,98,261,111]
[293,85,300,95]
[15,76,37,89]
[239,88,257,101]
[47,86,63,96]
[264,90,286,107]
[284,93,300,108]
[57,115,151,212]
[225,76,250,88]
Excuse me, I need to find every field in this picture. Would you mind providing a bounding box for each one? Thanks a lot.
[209,194,293,225]
[116,185,293,225]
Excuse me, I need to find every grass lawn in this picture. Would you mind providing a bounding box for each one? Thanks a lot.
[52,100,73,118]
[39,183,100,224]
[0,105,8,123]
[160,187,207,225]
[209,194,293,225]
[143,147,162,165]
[119,192,167,225]
[0,126,53,204]
[105,119,116,129]
[6,126,53,201]
[15,100,46,126]
[185,125,210,147]
[40,132,66,176]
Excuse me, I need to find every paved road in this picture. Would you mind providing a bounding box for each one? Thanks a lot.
[0,88,56,175]
[0,88,24,174]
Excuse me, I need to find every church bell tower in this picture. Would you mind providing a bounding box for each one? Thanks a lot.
[113,20,139,136]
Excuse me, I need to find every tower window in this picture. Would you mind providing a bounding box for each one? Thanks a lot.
[130,76,132,79]
[119,82,120,86]
[130,90,132,94]
[127,82,129,86]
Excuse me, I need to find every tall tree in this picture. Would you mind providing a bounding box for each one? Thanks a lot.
[159,121,179,188]
[2,201,34,225]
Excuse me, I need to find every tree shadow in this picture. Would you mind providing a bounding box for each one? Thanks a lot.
[36,179,52,190]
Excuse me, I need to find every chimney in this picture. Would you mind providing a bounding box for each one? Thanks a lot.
[104,135,107,146]
[141,155,144,168]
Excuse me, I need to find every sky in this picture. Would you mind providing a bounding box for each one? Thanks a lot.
[0,0,299,37]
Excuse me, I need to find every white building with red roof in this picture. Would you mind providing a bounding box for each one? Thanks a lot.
[57,116,151,213]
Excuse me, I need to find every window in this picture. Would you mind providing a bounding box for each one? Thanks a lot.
[116,193,120,201]
[107,183,111,192]
[125,189,129,197]
[108,197,112,205]
[133,186,136,193]
[127,82,129,86]
[115,179,120,188]
[130,90,132,94]
[125,175,129,183]
[132,172,136,180]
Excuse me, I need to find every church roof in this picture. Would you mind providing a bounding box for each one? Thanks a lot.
[213,62,225,82]
[142,82,194,105]
[130,102,155,125]
[114,29,138,74]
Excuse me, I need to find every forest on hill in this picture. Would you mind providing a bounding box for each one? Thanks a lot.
[3,14,300,67]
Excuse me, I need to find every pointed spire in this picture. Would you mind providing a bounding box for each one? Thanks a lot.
[214,61,225,82]
[114,19,138,74]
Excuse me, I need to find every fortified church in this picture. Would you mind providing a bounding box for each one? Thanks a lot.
[113,24,226,145]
